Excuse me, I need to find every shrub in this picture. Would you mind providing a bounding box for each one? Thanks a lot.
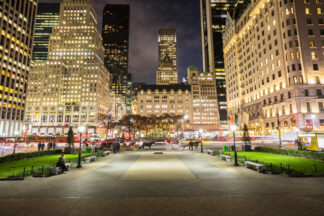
[254,147,324,161]
[0,149,62,163]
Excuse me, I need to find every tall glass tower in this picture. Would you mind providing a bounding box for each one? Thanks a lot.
[200,0,250,128]
[102,4,130,96]
[33,3,60,62]
[156,29,178,85]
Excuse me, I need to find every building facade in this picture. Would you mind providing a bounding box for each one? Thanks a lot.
[200,0,250,128]
[32,3,60,62]
[102,4,129,95]
[187,66,220,130]
[25,0,110,136]
[223,0,324,134]
[0,0,37,136]
[135,84,191,118]
[156,29,178,85]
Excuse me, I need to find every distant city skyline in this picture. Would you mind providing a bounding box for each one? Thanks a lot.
[39,0,203,84]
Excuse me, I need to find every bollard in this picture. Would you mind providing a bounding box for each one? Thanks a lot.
[42,166,44,176]
[23,167,26,178]
[314,164,318,174]
[31,166,34,175]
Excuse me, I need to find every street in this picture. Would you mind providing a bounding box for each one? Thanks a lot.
[0,151,323,216]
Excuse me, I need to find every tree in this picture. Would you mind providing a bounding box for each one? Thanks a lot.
[243,124,251,145]
[67,127,74,153]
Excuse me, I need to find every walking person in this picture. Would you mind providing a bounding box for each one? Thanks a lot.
[38,142,41,151]
[53,142,56,149]
[189,141,193,151]
[41,142,45,150]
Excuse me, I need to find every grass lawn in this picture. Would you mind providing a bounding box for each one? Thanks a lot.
[226,151,324,175]
[0,153,91,178]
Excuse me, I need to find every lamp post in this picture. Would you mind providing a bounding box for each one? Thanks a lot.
[13,131,19,154]
[231,124,239,166]
[199,129,203,153]
[183,115,189,138]
[1,133,5,156]
[77,126,86,168]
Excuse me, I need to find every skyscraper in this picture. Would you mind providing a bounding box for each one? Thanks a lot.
[102,4,130,96]
[33,3,60,62]
[200,0,250,128]
[0,0,37,136]
[156,29,178,85]
[25,0,110,136]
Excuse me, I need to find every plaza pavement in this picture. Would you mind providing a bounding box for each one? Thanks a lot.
[0,151,323,216]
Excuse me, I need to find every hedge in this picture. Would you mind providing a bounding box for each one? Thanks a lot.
[0,149,62,163]
[254,147,324,161]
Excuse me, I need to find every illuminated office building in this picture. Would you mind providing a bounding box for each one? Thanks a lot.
[32,3,60,62]
[156,29,178,85]
[102,4,129,96]
[200,0,250,128]
[25,0,110,136]
[223,0,324,134]
[0,0,37,136]
[187,66,219,130]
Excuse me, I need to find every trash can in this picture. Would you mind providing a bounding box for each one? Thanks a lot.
[222,145,227,152]
[86,146,91,153]
[113,143,117,153]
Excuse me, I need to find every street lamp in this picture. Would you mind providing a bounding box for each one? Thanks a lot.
[230,124,239,166]
[199,129,203,153]
[77,126,86,168]
[13,131,19,154]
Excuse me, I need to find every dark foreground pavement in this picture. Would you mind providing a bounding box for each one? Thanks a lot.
[0,152,323,216]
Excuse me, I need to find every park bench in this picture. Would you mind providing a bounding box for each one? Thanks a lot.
[207,150,215,156]
[154,152,163,154]
[51,162,72,175]
[102,151,110,157]
[85,156,97,163]
[244,161,264,173]
[220,154,231,162]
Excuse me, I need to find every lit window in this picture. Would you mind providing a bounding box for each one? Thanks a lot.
[305,8,310,14]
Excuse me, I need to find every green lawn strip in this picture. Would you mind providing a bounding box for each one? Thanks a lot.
[226,152,324,175]
[0,153,91,178]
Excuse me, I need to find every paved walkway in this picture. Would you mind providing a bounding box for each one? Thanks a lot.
[0,151,323,216]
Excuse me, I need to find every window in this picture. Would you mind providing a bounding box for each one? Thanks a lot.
[313,64,319,70]
[311,51,317,59]
[310,40,315,47]
[307,18,312,24]
[320,29,324,35]
[305,89,309,96]
[308,29,314,35]
[306,8,310,14]
[319,102,324,112]
[315,76,320,84]
[317,89,322,96]
[306,102,311,112]
[319,18,324,24]
[317,8,322,14]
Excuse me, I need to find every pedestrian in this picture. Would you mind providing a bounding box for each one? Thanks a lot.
[57,153,67,173]
[38,142,41,151]
[47,142,51,150]
[41,142,45,150]
[189,141,193,151]
[53,142,56,149]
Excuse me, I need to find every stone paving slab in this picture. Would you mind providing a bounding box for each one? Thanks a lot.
[120,153,196,181]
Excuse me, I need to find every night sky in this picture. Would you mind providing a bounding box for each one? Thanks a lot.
[39,0,203,84]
